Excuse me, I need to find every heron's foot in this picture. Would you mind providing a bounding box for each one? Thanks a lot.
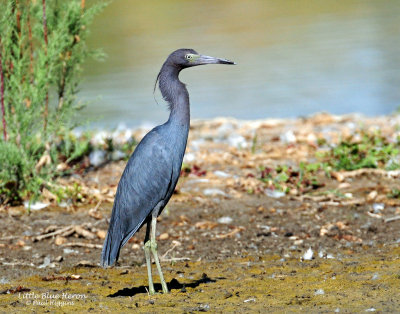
[149,239,169,294]
[143,241,156,295]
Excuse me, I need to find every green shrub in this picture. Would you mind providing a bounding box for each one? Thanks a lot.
[0,0,106,203]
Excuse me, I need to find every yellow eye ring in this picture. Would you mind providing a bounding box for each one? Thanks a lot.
[185,54,193,60]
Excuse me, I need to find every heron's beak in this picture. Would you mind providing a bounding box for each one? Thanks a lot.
[197,54,236,65]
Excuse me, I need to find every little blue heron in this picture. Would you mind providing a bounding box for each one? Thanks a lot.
[101,48,235,294]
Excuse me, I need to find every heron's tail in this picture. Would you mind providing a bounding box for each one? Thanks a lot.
[100,229,121,267]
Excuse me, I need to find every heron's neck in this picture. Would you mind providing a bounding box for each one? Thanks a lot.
[159,65,190,126]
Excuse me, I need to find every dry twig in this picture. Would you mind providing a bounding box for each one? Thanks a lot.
[61,242,102,249]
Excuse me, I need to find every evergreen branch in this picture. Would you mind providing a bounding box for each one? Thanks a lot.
[27,7,34,81]
[42,0,49,132]
[42,0,48,50]
[0,39,7,141]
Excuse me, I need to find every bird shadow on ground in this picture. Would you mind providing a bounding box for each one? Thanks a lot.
[108,273,224,297]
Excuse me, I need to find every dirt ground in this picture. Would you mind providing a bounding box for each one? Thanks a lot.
[0,113,399,312]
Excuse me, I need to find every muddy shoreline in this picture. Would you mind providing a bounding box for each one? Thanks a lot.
[1,113,399,311]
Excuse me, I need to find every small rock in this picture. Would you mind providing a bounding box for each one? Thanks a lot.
[131,243,140,250]
[16,240,25,247]
[203,188,228,197]
[24,201,49,211]
[280,130,296,143]
[371,273,379,280]
[223,291,233,299]
[372,203,384,213]
[63,248,79,254]
[338,182,351,189]
[159,233,169,240]
[217,216,233,224]
[217,122,236,136]
[89,150,106,167]
[55,236,67,246]
[55,256,63,262]
[228,135,247,148]
[314,289,325,295]
[265,189,285,198]
[111,150,125,161]
[183,152,196,162]
[38,256,51,269]
[214,170,231,178]
[302,248,313,261]
[367,190,378,201]
[96,230,107,239]
[56,162,68,171]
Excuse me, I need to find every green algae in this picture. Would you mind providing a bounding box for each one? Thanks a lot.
[1,247,399,312]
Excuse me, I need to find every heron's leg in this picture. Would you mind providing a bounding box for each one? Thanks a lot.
[150,214,169,294]
[143,221,155,295]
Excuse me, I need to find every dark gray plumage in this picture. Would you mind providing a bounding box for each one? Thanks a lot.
[101,48,235,294]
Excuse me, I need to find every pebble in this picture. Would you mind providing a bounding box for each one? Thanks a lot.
[367,190,378,201]
[91,130,109,146]
[302,248,314,260]
[63,248,79,254]
[371,273,379,280]
[214,170,231,178]
[365,308,376,312]
[131,243,140,250]
[314,289,325,295]
[23,201,49,211]
[38,256,51,269]
[218,216,233,224]
[111,150,126,161]
[183,152,196,162]
[217,122,236,136]
[89,150,106,167]
[265,189,285,198]
[96,230,107,239]
[55,236,67,246]
[281,130,296,143]
[203,188,228,197]
[227,135,247,148]
[159,233,169,240]
[372,203,384,213]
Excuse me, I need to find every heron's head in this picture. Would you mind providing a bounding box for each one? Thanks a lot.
[166,48,236,69]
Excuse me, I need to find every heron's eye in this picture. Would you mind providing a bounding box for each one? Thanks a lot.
[185,54,193,60]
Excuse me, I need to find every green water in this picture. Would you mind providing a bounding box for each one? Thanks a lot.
[80,0,400,128]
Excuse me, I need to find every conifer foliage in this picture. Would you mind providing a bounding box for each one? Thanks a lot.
[0,0,105,203]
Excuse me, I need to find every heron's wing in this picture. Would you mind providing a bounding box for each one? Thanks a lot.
[101,127,175,266]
